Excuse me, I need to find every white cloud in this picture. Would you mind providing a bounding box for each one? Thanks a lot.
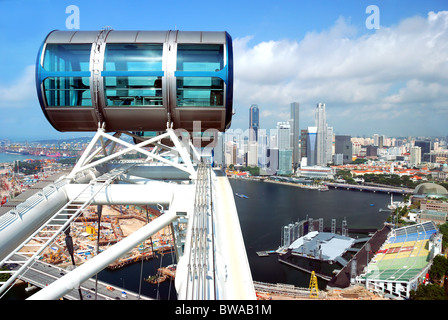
[0,65,36,108]
[232,11,448,136]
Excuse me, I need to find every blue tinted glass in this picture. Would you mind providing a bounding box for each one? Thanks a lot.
[43,44,91,72]
[104,76,162,106]
[177,44,223,71]
[104,44,163,71]
[44,77,91,107]
[177,77,223,107]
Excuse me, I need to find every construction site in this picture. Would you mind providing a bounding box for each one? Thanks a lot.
[15,204,175,272]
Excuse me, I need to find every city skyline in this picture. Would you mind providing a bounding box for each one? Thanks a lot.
[0,0,447,140]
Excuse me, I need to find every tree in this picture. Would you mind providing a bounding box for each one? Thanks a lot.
[429,255,448,282]
[410,283,447,300]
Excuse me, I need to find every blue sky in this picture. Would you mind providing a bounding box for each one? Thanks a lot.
[0,0,447,141]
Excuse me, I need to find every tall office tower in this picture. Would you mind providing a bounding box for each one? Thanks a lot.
[306,126,318,166]
[373,134,379,146]
[300,129,308,162]
[277,122,292,174]
[290,102,300,171]
[326,126,334,164]
[410,146,421,166]
[249,104,259,142]
[414,140,431,162]
[315,103,328,166]
[277,122,291,149]
[257,129,268,169]
[335,135,353,164]
[378,135,384,149]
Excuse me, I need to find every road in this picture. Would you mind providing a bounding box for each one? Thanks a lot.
[6,254,151,300]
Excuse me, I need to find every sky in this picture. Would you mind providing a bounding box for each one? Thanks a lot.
[0,0,447,141]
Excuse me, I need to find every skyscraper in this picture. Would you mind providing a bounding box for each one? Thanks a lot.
[315,103,329,166]
[306,126,317,166]
[249,104,259,142]
[335,135,353,164]
[410,146,421,167]
[290,102,300,171]
[277,122,292,175]
[277,122,291,150]
[414,140,431,162]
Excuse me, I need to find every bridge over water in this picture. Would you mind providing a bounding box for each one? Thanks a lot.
[325,183,414,195]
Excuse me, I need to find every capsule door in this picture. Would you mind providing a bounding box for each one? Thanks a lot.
[100,32,169,132]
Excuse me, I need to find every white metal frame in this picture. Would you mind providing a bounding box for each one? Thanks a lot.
[68,125,197,180]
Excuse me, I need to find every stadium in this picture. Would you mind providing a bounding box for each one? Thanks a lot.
[356,221,443,299]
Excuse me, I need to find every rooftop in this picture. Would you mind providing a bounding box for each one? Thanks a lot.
[414,183,448,197]
[289,231,355,261]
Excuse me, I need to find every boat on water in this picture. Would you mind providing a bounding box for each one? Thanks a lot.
[46,152,62,158]
[5,148,30,155]
[235,193,249,199]
[318,186,329,192]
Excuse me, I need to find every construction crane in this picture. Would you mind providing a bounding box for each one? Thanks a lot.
[309,271,319,298]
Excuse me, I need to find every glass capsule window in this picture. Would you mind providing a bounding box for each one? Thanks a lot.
[104,76,162,106]
[104,44,163,71]
[176,77,223,107]
[176,44,224,107]
[103,44,163,107]
[42,44,92,107]
[177,44,223,71]
[43,77,91,107]
[43,44,91,72]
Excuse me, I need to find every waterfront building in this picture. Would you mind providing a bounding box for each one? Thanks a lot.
[315,103,327,166]
[277,122,291,150]
[298,165,333,179]
[306,127,317,166]
[257,129,268,169]
[326,126,334,164]
[247,141,258,167]
[290,102,300,171]
[263,148,279,175]
[335,135,352,165]
[300,129,308,164]
[278,149,293,175]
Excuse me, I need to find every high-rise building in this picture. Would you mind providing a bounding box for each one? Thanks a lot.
[290,102,300,171]
[335,135,353,164]
[300,129,308,163]
[373,134,379,147]
[249,104,259,142]
[306,126,318,166]
[410,146,421,167]
[414,140,431,162]
[277,122,292,174]
[326,126,334,164]
[277,122,291,150]
[315,103,330,166]
[278,149,293,175]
